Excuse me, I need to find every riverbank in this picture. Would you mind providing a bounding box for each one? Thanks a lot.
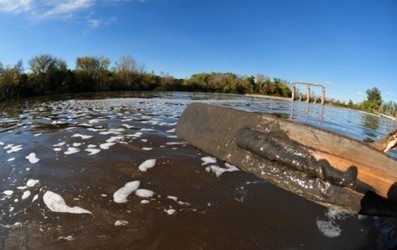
[245,93,397,122]
[245,93,292,101]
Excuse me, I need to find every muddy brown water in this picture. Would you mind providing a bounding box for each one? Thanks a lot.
[0,92,396,249]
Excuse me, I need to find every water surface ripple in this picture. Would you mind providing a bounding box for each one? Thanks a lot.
[0,92,396,249]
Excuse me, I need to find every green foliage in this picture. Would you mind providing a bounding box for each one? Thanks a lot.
[362,87,382,111]
[2,55,394,121]
[381,101,397,117]
[252,76,291,97]
[0,60,24,99]
[366,87,382,103]
[0,54,291,102]
[28,54,69,95]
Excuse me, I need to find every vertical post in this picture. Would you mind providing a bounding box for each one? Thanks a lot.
[321,87,325,105]
[306,85,311,103]
[291,84,295,101]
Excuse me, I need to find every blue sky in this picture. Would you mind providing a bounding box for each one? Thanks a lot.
[0,0,396,103]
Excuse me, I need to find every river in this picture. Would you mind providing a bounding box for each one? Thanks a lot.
[0,92,396,249]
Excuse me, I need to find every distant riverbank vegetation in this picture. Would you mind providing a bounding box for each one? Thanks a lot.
[0,54,395,118]
[0,54,290,100]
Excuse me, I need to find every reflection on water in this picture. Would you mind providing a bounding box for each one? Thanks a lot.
[361,114,380,143]
[0,92,396,249]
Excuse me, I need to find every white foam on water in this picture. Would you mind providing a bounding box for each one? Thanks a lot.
[138,159,156,172]
[225,163,239,171]
[87,128,105,132]
[58,235,75,241]
[316,208,349,238]
[87,144,97,148]
[26,179,39,187]
[126,132,143,138]
[107,136,124,143]
[72,134,92,140]
[207,164,239,177]
[53,141,66,147]
[135,189,154,198]
[167,195,178,202]
[142,147,153,151]
[32,194,39,203]
[6,145,23,154]
[167,135,177,138]
[201,156,217,165]
[0,141,3,145]
[53,148,62,152]
[122,124,134,129]
[26,153,40,164]
[17,186,27,190]
[114,220,129,226]
[77,123,92,127]
[52,120,66,125]
[3,190,13,196]
[43,190,92,214]
[64,147,80,155]
[99,131,113,135]
[34,133,42,137]
[99,142,115,150]
[166,142,183,145]
[22,190,31,200]
[73,142,82,147]
[141,200,150,204]
[316,220,342,238]
[100,128,125,135]
[85,148,101,155]
[178,201,190,206]
[7,158,15,162]
[113,181,140,203]
[165,209,176,215]
[166,128,175,133]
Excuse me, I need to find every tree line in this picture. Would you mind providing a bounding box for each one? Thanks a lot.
[1,54,394,118]
[0,54,291,101]
[330,87,397,118]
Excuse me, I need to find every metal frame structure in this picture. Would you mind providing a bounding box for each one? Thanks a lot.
[291,82,325,105]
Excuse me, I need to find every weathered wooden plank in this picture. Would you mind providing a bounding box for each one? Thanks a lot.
[176,103,397,215]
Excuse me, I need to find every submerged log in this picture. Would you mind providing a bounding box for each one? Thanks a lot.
[176,103,397,216]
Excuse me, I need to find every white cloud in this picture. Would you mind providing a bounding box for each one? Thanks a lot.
[87,16,116,28]
[0,0,93,18]
[0,0,32,13]
[0,0,143,23]
[385,92,396,97]
[41,0,94,19]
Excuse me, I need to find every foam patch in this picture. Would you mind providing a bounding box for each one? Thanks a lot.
[43,190,92,214]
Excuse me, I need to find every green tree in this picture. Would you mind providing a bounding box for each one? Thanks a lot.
[114,56,143,90]
[361,87,382,111]
[366,87,382,103]
[0,60,24,100]
[75,56,111,92]
[28,54,68,94]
